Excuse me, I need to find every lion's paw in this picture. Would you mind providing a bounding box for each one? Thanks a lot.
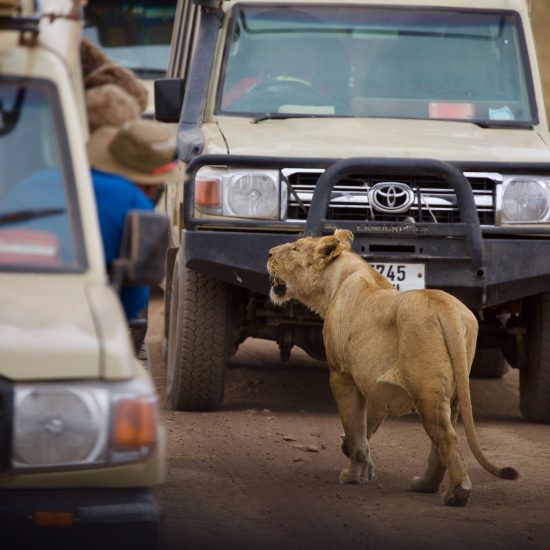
[359,469,376,483]
[410,475,441,494]
[443,485,471,507]
[339,465,375,485]
[339,468,360,485]
[362,461,376,482]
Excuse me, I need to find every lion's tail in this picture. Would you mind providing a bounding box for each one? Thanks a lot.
[438,307,519,481]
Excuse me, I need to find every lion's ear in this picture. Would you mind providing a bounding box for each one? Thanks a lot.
[333,229,354,249]
[315,235,344,261]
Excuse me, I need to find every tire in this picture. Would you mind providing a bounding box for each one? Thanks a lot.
[166,252,230,411]
[470,348,508,379]
[520,292,550,423]
[163,247,179,341]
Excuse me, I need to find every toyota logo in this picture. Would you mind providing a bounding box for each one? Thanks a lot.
[370,182,415,213]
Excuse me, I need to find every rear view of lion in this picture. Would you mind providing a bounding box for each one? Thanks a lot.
[267,229,518,506]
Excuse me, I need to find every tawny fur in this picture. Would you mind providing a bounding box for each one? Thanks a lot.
[268,229,518,506]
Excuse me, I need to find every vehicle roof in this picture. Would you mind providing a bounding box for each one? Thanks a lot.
[222,0,528,12]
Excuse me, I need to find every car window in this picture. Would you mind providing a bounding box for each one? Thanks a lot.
[218,5,534,125]
[0,78,84,272]
[83,0,177,77]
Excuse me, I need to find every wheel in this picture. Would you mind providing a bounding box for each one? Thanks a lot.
[520,292,550,423]
[163,247,179,341]
[166,252,230,411]
[470,348,508,379]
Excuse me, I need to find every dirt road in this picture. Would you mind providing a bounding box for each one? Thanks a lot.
[146,295,550,550]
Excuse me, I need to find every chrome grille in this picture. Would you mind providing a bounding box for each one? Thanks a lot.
[285,169,497,225]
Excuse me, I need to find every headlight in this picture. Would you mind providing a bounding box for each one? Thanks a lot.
[12,379,158,470]
[194,167,285,220]
[500,177,550,224]
[14,386,108,466]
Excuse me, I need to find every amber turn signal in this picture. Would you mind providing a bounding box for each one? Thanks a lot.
[195,178,221,207]
[113,398,157,449]
[34,511,74,528]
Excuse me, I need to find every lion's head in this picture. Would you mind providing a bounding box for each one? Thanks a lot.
[267,229,354,310]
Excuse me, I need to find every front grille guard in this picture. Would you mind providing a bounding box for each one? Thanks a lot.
[303,157,486,279]
[184,154,486,287]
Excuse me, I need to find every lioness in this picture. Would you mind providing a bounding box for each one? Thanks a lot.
[267,229,518,506]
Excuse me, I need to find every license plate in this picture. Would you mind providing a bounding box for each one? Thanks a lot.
[372,263,425,291]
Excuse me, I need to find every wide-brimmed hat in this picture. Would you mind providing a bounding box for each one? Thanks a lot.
[87,119,183,184]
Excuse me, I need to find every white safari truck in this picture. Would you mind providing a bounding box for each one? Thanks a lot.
[156,0,550,424]
[0,1,167,547]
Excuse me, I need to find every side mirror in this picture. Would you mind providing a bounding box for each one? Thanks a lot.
[154,78,185,123]
[111,210,170,288]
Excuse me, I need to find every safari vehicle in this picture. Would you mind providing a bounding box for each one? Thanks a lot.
[157,0,550,424]
[83,0,178,114]
[0,1,166,547]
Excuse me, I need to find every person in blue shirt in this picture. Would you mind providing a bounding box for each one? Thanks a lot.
[91,168,154,320]
[87,119,181,322]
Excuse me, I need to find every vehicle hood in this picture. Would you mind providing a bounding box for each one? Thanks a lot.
[213,117,550,163]
[0,277,134,381]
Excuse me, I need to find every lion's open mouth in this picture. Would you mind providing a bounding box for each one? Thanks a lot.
[270,277,287,296]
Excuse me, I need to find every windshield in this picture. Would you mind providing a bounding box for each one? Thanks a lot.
[218,5,535,125]
[0,78,82,272]
[83,0,177,76]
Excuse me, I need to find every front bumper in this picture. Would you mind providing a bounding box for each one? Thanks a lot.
[0,488,162,549]
[182,155,550,310]
[182,229,550,309]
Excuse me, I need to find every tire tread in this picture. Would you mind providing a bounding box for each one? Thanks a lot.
[168,264,229,411]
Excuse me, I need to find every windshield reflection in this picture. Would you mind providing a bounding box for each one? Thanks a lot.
[83,0,177,75]
[219,6,534,125]
[0,80,79,270]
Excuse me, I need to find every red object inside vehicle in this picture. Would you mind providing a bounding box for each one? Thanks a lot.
[429,102,475,119]
[0,228,61,266]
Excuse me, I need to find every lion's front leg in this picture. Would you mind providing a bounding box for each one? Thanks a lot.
[338,446,375,484]
[340,402,386,483]
[340,434,375,483]
[330,370,375,484]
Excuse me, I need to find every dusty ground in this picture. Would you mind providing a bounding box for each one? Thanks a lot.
[146,295,550,550]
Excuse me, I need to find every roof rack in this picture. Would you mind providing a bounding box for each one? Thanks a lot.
[0,0,86,35]
[0,14,39,34]
[0,0,39,34]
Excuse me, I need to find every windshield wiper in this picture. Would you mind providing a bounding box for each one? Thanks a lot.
[0,208,65,226]
[470,121,534,129]
[252,112,331,124]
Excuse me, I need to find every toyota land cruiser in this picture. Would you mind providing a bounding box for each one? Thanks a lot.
[0,1,167,547]
[157,0,550,424]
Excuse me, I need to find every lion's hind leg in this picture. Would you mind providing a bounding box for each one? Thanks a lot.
[411,442,447,493]
[411,399,453,494]
[414,395,471,506]
[330,370,374,484]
